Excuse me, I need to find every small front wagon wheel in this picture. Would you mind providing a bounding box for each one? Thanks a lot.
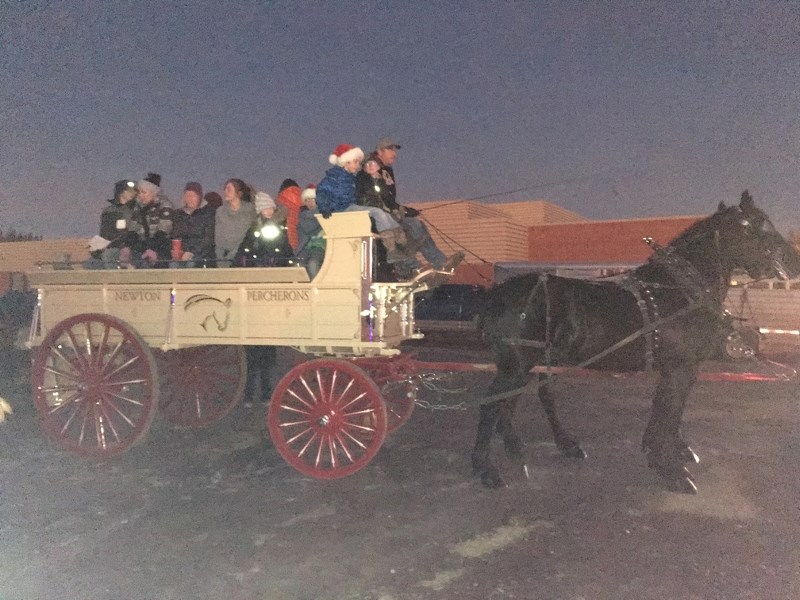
[31,313,159,458]
[267,359,387,479]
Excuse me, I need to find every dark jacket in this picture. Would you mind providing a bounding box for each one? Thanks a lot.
[355,170,400,212]
[233,215,294,267]
[315,166,356,215]
[99,198,143,250]
[130,201,174,260]
[172,204,215,260]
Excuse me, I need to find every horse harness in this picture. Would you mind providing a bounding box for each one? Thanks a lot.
[486,240,725,405]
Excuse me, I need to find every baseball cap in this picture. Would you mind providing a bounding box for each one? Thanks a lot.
[376,137,401,150]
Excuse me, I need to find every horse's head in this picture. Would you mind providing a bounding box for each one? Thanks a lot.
[715,191,799,280]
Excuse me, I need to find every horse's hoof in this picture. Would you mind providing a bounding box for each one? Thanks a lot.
[668,472,698,495]
[679,445,700,465]
[480,469,507,489]
[562,443,587,459]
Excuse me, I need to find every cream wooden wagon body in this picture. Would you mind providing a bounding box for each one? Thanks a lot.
[27,213,431,479]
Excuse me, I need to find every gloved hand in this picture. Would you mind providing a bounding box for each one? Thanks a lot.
[403,206,420,218]
[142,249,158,263]
[321,210,332,219]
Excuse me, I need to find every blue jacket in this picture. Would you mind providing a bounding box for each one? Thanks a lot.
[315,166,356,215]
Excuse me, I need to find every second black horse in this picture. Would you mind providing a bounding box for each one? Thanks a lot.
[474,191,797,493]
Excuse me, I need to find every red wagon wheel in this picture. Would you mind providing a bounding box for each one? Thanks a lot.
[31,313,159,458]
[353,355,417,433]
[267,358,387,479]
[377,378,417,433]
[156,345,246,428]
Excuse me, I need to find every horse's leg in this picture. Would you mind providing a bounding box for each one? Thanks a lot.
[642,365,699,494]
[538,375,586,458]
[495,397,528,476]
[471,399,507,488]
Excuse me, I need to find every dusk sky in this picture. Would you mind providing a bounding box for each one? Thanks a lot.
[1,1,798,239]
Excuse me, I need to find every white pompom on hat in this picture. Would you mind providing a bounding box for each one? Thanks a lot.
[328,144,364,167]
[301,184,316,202]
[254,191,276,213]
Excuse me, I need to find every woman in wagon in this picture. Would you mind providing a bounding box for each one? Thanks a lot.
[315,143,407,263]
[233,190,293,266]
[215,178,257,267]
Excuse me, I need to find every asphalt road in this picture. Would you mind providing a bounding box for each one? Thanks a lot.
[1,342,799,600]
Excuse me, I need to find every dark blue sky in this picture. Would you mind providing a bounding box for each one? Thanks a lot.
[1,0,798,238]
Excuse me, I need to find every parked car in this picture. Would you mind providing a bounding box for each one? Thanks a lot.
[414,284,486,333]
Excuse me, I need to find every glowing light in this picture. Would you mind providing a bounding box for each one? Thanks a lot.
[259,224,280,239]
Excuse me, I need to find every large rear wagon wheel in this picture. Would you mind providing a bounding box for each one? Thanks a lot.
[156,345,246,428]
[267,358,387,479]
[31,313,159,458]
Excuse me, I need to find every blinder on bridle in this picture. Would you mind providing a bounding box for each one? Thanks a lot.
[732,204,790,280]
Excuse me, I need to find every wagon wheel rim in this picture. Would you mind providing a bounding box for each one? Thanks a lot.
[267,358,387,479]
[378,377,417,433]
[31,313,159,458]
[156,345,246,428]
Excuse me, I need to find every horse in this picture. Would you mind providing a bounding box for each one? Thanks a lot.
[473,191,798,493]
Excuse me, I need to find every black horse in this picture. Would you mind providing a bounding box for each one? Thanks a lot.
[473,192,798,493]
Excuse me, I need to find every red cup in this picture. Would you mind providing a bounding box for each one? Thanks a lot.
[171,239,183,260]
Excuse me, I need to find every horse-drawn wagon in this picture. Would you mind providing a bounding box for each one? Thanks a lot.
[26,212,433,479]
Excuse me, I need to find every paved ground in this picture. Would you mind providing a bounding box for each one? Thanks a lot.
[1,341,799,600]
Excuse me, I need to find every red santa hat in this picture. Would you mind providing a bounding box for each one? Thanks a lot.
[328,144,364,167]
[301,184,317,202]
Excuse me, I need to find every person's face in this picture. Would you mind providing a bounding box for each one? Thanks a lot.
[260,206,275,219]
[343,157,361,174]
[224,182,238,202]
[376,147,397,166]
[119,188,136,205]
[137,187,156,204]
[183,190,201,211]
[304,197,317,210]
[363,160,380,176]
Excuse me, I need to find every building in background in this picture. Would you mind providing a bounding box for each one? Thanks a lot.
[408,199,703,286]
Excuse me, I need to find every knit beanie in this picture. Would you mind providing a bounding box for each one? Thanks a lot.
[279,179,299,192]
[138,172,161,195]
[204,192,223,210]
[254,191,276,213]
[328,144,364,167]
[114,179,135,200]
[184,181,203,197]
[301,184,317,202]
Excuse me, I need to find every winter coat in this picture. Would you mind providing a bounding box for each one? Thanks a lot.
[355,170,399,213]
[130,201,174,260]
[98,198,143,250]
[296,206,325,255]
[276,184,303,251]
[315,166,356,215]
[215,201,256,263]
[233,214,294,267]
[171,204,216,260]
